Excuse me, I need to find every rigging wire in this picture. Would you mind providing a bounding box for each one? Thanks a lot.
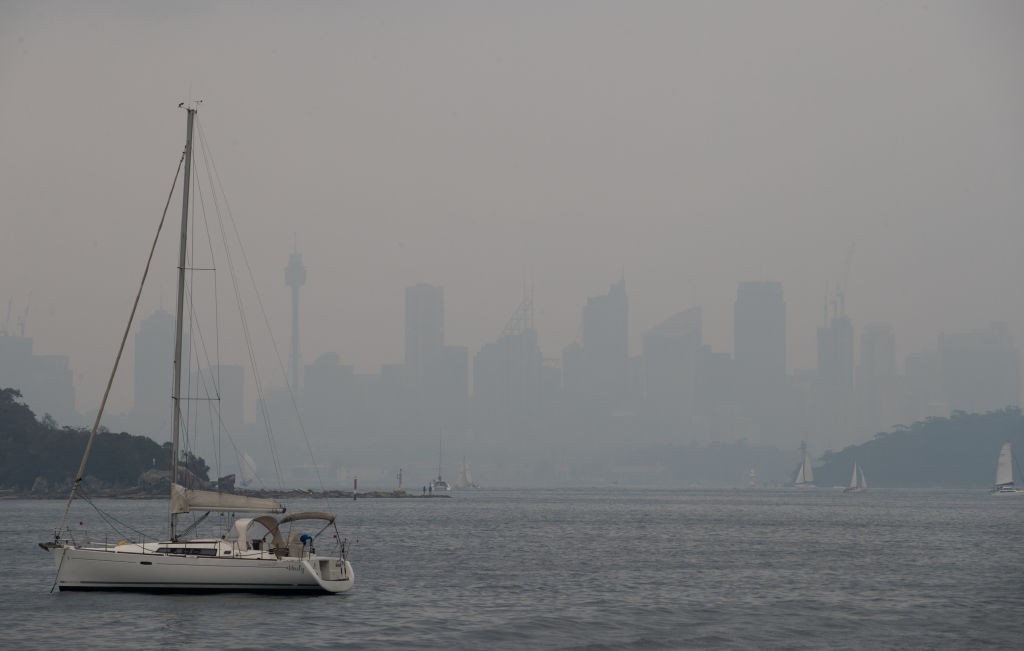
[77,489,151,541]
[195,118,330,501]
[177,144,268,494]
[194,118,287,489]
[56,150,186,538]
[184,166,224,485]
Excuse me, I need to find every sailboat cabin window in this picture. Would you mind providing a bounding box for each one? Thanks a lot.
[156,547,218,556]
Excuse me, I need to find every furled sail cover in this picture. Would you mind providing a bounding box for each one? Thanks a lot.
[171,483,285,514]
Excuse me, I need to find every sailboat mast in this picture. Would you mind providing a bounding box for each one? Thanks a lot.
[170,106,196,540]
[438,432,442,481]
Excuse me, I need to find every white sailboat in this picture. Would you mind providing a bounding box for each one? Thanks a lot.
[792,453,815,487]
[991,442,1023,496]
[40,105,354,593]
[843,462,867,493]
[456,456,478,489]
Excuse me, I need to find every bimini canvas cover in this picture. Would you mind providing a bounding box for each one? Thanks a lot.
[227,516,285,551]
[279,511,335,525]
[171,483,285,514]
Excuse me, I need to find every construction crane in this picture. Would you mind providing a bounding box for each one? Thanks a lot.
[17,295,31,337]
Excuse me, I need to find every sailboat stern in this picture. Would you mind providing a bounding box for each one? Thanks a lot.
[303,558,355,593]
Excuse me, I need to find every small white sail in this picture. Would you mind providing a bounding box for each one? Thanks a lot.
[240,453,258,487]
[171,483,285,514]
[794,463,805,484]
[849,463,859,489]
[995,442,1013,487]
[859,466,867,489]
[803,454,814,483]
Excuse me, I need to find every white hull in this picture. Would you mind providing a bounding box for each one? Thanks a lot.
[52,543,354,594]
[990,488,1024,496]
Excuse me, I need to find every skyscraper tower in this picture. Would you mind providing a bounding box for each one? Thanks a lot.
[285,249,306,391]
[580,278,628,403]
[405,284,444,375]
[734,281,786,383]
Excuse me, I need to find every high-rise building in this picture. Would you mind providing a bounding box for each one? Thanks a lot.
[472,329,543,417]
[733,282,789,445]
[0,332,76,425]
[817,313,854,393]
[405,284,444,375]
[816,304,855,448]
[860,324,895,379]
[303,352,354,440]
[734,282,786,383]
[579,278,628,404]
[133,308,176,428]
[284,250,306,392]
[432,345,469,404]
[857,324,897,437]
[643,307,702,427]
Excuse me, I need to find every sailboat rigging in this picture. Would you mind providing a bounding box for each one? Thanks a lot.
[40,104,355,593]
[456,456,478,489]
[991,442,1023,496]
[843,462,867,493]
[429,431,451,495]
[791,452,815,488]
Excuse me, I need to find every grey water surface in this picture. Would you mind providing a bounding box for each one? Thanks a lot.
[3,489,1023,649]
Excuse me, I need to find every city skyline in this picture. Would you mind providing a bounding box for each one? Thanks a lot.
[2,1,1022,423]
[4,265,1020,442]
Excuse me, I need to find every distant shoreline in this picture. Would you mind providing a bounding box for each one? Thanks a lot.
[0,489,448,500]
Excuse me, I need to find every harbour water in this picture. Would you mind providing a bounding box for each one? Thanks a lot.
[4,488,1023,649]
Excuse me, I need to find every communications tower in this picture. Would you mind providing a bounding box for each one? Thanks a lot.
[285,248,306,391]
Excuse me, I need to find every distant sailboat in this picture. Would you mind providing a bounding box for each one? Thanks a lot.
[429,432,452,495]
[792,453,815,487]
[456,456,478,489]
[843,462,867,493]
[991,442,1023,496]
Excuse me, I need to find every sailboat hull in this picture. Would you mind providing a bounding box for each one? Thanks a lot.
[52,545,354,594]
[990,488,1024,496]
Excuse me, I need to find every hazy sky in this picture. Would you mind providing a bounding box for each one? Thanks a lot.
[2,1,1023,414]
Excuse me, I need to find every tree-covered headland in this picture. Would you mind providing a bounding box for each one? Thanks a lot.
[813,408,1024,488]
[0,388,208,494]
